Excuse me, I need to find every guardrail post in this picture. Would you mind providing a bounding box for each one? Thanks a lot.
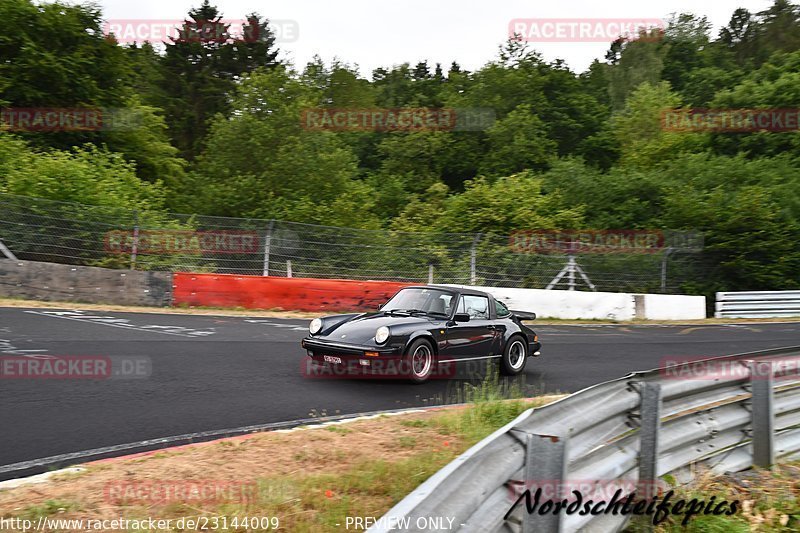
[522,432,567,533]
[638,382,662,500]
[748,360,775,468]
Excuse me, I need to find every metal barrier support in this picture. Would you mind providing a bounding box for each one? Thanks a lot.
[749,360,775,467]
[522,432,567,533]
[638,382,662,499]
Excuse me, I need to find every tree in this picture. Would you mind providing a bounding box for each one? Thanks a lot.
[157,1,280,159]
[183,67,379,227]
[710,50,800,158]
[479,104,556,176]
[611,82,706,168]
[660,14,713,96]
[607,33,666,110]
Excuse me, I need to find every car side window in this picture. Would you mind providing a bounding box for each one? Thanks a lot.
[462,295,489,319]
[495,300,511,318]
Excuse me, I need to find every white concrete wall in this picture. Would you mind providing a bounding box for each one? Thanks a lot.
[443,285,706,320]
[643,294,706,320]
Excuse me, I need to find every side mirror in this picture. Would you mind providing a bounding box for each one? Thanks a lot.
[453,313,471,323]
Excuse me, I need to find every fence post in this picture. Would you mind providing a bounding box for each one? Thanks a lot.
[0,238,17,260]
[638,382,662,499]
[286,260,293,278]
[428,264,434,284]
[521,432,567,533]
[660,248,673,293]
[470,233,482,285]
[262,220,274,276]
[130,209,139,270]
[748,360,775,468]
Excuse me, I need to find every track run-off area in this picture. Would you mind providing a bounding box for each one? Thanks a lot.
[2,306,799,470]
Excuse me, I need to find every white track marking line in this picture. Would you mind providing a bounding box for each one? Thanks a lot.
[24,310,209,338]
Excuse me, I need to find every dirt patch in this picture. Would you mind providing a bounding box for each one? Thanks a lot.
[0,397,563,531]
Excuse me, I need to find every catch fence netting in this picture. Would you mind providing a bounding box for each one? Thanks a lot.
[0,192,707,293]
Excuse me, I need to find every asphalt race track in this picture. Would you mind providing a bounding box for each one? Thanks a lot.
[2,307,799,470]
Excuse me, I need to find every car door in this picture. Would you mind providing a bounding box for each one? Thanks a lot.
[444,295,498,360]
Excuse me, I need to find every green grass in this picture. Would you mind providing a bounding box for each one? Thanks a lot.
[625,464,800,532]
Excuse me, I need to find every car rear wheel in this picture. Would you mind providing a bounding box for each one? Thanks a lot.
[405,338,434,384]
[500,336,527,375]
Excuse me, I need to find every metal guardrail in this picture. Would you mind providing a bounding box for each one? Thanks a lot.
[368,346,800,533]
[716,290,800,318]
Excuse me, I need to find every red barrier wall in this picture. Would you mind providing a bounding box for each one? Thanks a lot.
[172,273,413,312]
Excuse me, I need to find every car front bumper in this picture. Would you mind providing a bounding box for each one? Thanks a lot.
[301,337,405,376]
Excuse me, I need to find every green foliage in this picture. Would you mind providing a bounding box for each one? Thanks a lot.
[479,104,556,176]
[0,134,166,210]
[1,0,800,296]
[612,81,706,168]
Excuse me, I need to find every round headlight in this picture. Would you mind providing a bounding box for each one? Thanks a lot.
[309,318,323,335]
[375,326,390,344]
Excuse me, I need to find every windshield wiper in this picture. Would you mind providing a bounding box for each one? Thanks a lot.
[389,309,447,317]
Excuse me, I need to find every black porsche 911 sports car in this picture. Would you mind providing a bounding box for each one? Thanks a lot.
[301,285,541,383]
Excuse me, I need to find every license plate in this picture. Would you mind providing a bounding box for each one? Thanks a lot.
[323,355,342,364]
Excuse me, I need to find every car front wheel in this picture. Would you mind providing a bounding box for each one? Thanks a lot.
[404,338,434,384]
[500,336,527,375]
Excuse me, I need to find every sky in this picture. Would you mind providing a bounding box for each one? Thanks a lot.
[98,0,775,77]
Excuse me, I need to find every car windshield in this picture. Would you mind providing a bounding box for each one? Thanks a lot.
[382,288,455,316]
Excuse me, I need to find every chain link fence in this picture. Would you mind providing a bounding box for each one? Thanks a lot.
[0,192,707,293]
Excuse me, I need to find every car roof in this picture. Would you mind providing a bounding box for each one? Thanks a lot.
[402,285,493,299]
